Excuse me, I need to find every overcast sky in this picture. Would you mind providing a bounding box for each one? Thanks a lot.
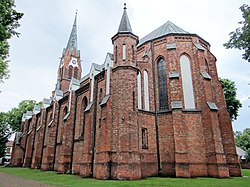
[0,0,249,132]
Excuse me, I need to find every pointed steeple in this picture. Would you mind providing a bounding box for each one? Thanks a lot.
[65,12,78,53]
[118,3,133,33]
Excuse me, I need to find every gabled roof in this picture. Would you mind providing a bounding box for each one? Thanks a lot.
[118,3,133,33]
[138,21,189,46]
[236,146,247,159]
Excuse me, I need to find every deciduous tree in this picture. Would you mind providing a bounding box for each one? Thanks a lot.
[224,4,250,62]
[0,0,23,82]
[234,128,250,161]
[220,78,242,120]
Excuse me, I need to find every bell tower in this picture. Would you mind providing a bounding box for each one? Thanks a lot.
[56,13,82,92]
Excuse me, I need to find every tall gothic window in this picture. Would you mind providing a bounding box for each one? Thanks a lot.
[180,55,195,109]
[81,97,88,137]
[99,88,103,104]
[144,70,149,111]
[68,66,73,78]
[106,64,110,95]
[74,67,78,79]
[137,71,142,109]
[204,59,210,73]
[157,58,168,110]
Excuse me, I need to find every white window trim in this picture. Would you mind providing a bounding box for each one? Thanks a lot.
[106,64,110,95]
[137,72,142,109]
[122,44,126,61]
[144,70,149,111]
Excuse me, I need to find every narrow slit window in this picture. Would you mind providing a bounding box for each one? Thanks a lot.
[123,44,126,61]
[142,128,148,149]
[115,46,118,62]
[74,67,78,79]
[132,91,135,111]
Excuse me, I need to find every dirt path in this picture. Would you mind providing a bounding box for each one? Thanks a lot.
[0,172,60,187]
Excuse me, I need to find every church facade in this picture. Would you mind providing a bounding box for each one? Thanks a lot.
[11,5,241,179]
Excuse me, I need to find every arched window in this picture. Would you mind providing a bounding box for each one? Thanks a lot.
[115,46,118,62]
[123,44,126,61]
[82,97,88,110]
[106,64,110,95]
[144,70,149,111]
[137,71,142,109]
[99,88,103,103]
[68,66,73,78]
[49,113,52,122]
[180,55,195,109]
[81,97,88,137]
[132,45,135,61]
[63,106,68,118]
[74,67,78,79]
[157,58,168,110]
[204,59,210,73]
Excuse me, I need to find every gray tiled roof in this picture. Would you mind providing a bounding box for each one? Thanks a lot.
[64,14,78,54]
[236,146,247,159]
[118,6,132,33]
[139,21,189,46]
[80,73,89,82]
[93,63,103,71]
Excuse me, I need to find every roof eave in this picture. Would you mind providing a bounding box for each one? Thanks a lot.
[138,33,210,48]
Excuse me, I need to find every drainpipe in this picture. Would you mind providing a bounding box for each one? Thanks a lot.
[70,92,78,173]
[90,77,98,177]
[52,101,61,170]
[39,108,48,169]
[150,40,161,174]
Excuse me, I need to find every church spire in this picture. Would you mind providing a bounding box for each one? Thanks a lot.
[65,12,78,54]
[117,3,133,33]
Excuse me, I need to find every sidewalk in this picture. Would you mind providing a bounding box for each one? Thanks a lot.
[0,172,60,187]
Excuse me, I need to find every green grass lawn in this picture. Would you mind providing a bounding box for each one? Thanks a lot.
[0,167,250,187]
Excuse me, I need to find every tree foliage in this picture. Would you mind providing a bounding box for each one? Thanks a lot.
[0,112,10,157]
[0,100,41,157]
[0,0,23,82]
[235,128,250,161]
[219,78,242,120]
[5,100,42,131]
[224,4,250,62]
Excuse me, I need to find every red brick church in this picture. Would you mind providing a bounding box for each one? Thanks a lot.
[11,4,241,179]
